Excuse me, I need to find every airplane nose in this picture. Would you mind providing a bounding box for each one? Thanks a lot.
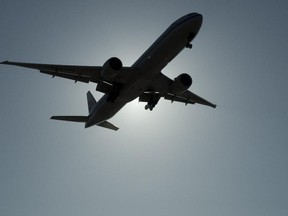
[186,13,203,28]
[192,13,203,31]
[189,12,202,19]
[194,13,203,23]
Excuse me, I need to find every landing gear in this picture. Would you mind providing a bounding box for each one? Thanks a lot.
[186,43,192,49]
[186,32,195,49]
[144,94,160,111]
[145,104,154,111]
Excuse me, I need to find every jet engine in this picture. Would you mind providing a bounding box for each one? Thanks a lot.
[171,73,192,94]
[101,57,122,80]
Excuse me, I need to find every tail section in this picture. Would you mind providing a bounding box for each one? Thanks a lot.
[50,91,119,131]
[87,91,97,113]
[97,121,119,131]
[51,116,118,131]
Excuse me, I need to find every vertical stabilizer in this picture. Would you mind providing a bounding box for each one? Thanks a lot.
[87,91,97,113]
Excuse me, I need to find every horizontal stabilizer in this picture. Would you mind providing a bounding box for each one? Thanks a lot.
[50,116,89,122]
[97,121,119,131]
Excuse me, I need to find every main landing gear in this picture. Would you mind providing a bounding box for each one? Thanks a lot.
[186,43,192,49]
[144,94,160,111]
[145,104,155,111]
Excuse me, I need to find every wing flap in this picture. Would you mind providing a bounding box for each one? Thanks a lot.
[150,72,216,108]
[164,93,194,104]
[1,61,134,84]
[1,61,102,83]
[40,70,90,83]
[165,91,216,108]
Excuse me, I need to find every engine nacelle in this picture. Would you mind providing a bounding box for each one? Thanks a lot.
[101,57,122,80]
[171,73,192,94]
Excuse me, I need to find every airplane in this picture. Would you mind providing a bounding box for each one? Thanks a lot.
[1,12,216,131]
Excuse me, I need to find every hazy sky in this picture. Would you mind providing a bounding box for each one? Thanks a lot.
[1,0,288,216]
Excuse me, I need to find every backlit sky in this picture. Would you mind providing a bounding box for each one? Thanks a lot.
[1,0,288,216]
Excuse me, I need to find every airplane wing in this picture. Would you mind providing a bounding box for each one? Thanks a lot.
[1,61,132,84]
[164,90,217,108]
[149,72,216,108]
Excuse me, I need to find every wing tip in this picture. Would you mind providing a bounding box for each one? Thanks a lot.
[1,61,9,64]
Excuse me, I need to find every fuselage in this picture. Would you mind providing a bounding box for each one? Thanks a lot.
[87,13,203,127]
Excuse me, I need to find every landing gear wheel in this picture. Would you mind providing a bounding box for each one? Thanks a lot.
[145,104,154,111]
[143,92,160,111]
[186,32,194,49]
[186,43,192,49]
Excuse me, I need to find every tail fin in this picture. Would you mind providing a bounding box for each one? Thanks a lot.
[87,91,97,113]
[51,91,119,131]
[51,116,88,122]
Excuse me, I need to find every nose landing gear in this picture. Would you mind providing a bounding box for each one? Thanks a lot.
[186,32,195,49]
[186,43,192,49]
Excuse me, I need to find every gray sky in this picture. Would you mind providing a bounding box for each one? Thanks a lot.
[1,0,288,216]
